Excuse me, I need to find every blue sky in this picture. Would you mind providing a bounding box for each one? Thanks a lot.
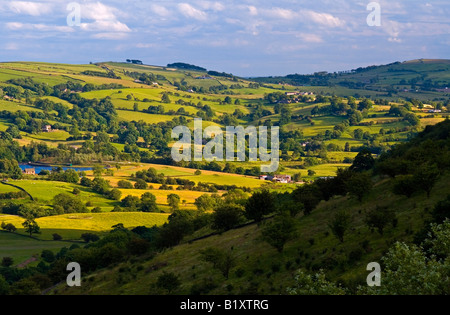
[0,0,449,76]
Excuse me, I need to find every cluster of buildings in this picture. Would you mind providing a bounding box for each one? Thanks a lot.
[259,174,292,184]
[285,91,314,96]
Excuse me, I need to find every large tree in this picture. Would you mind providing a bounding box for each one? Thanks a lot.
[22,218,40,237]
[244,189,275,222]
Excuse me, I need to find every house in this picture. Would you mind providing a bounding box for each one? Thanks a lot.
[23,168,36,175]
[273,175,291,183]
[259,174,292,183]
[42,125,52,132]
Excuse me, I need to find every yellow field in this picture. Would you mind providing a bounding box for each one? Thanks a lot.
[0,212,169,240]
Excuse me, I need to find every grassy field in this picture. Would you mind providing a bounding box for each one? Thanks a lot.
[0,212,169,241]
[10,180,117,209]
[0,230,73,267]
[52,169,450,295]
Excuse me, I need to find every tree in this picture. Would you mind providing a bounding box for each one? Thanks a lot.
[244,189,275,222]
[414,164,440,198]
[194,194,220,212]
[212,204,245,231]
[140,192,159,212]
[362,238,449,295]
[365,206,396,235]
[200,247,236,279]
[0,275,9,295]
[91,177,111,194]
[1,257,13,267]
[167,193,181,211]
[261,214,296,252]
[156,272,181,294]
[118,180,133,189]
[287,269,346,295]
[292,173,302,182]
[81,233,100,243]
[9,278,41,295]
[307,170,316,177]
[328,210,351,243]
[107,188,122,201]
[392,175,418,198]
[134,178,148,190]
[292,184,323,215]
[121,195,140,209]
[346,172,373,203]
[1,222,16,233]
[161,92,171,103]
[52,233,62,241]
[431,195,450,224]
[22,218,40,237]
[53,193,88,213]
[41,249,55,263]
[350,148,375,172]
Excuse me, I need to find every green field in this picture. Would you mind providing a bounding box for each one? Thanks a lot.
[0,212,169,241]
[0,230,73,267]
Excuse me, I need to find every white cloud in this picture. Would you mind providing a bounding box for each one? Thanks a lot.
[197,1,225,12]
[301,10,345,28]
[6,22,73,32]
[4,42,19,50]
[92,32,129,40]
[178,3,208,21]
[247,6,258,16]
[151,4,171,17]
[8,1,52,16]
[81,2,118,21]
[297,33,323,43]
[268,8,297,20]
[78,2,131,36]
[80,20,130,33]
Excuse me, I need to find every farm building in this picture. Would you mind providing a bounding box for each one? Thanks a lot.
[259,174,292,183]
[42,125,52,132]
[23,168,36,175]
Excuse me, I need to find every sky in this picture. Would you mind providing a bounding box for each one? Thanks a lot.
[0,0,449,77]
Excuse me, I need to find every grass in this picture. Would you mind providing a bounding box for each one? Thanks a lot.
[0,212,169,241]
[0,99,43,113]
[52,171,450,295]
[10,180,117,209]
[0,230,73,267]
[117,110,182,124]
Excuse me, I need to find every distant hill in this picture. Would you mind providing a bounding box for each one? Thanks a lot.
[253,59,450,98]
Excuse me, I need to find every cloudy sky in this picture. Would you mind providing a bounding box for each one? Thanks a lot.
[0,0,448,76]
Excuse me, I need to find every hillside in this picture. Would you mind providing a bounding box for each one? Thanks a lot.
[0,60,449,296]
[253,59,450,101]
[49,119,450,295]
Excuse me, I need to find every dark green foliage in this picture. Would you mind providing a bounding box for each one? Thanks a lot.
[200,247,236,279]
[52,193,88,214]
[365,206,396,235]
[140,192,158,212]
[328,211,352,243]
[350,148,375,172]
[212,204,245,231]
[81,233,100,243]
[245,189,275,221]
[292,184,323,215]
[261,214,296,252]
[1,257,13,267]
[431,195,450,224]
[392,175,418,198]
[117,180,133,189]
[156,272,181,294]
